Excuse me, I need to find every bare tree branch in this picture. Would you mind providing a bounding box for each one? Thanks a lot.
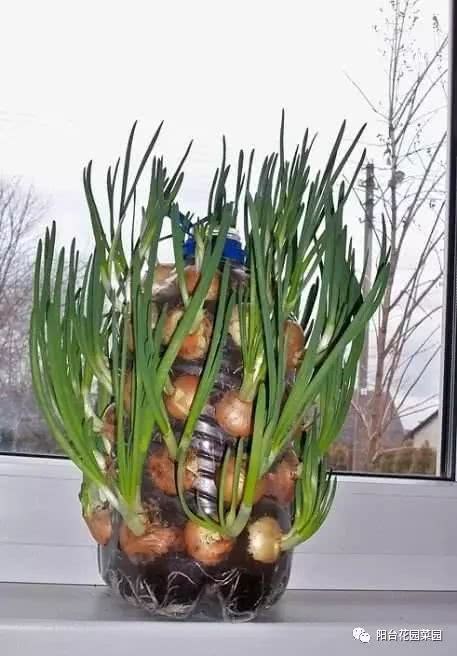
[347,0,447,472]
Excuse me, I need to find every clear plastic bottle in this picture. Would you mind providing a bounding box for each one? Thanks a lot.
[99,229,293,621]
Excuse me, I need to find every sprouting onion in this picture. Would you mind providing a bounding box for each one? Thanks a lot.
[184,264,220,301]
[164,374,200,421]
[247,517,283,564]
[248,431,335,564]
[215,389,254,438]
[80,478,113,546]
[265,449,299,504]
[183,522,234,566]
[214,267,264,438]
[120,521,184,560]
[218,455,265,506]
[174,117,388,549]
[147,444,197,496]
[30,123,192,536]
[160,212,224,362]
[30,117,389,561]
[84,508,113,546]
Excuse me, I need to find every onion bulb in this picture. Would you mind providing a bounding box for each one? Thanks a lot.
[178,314,212,360]
[163,308,184,344]
[152,263,176,290]
[215,390,253,438]
[184,521,234,566]
[285,320,305,369]
[247,517,283,564]
[164,374,199,421]
[163,309,213,360]
[184,265,220,301]
[148,445,198,495]
[120,521,184,560]
[219,456,265,506]
[101,404,116,443]
[83,507,112,546]
[265,450,299,504]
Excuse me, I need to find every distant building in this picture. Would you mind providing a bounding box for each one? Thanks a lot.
[404,410,440,462]
[369,410,439,476]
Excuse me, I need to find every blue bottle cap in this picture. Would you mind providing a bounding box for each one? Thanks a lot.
[183,228,245,265]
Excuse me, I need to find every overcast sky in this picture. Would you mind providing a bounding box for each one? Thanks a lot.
[0,0,449,429]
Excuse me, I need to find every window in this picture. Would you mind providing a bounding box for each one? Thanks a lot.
[0,0,456,590]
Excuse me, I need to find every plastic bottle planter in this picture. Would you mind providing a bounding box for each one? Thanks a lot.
[98,257,294,621]
[30,122,389,625]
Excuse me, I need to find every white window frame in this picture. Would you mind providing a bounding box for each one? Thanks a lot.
[1,454,457,589]
[1,0,457,593]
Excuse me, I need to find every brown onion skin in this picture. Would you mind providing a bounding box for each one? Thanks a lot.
[184,521,234,566]
[101,404,117,443]
[163,308,183,345]
[164,374,199,421]
[154,263,175,287]
[120,522,184,560]
[163,309,213,360]
[185,265,220,301]
[285,320,305,369]
[84,508,113,546]
[247,516,283,564]
[266,450,300,504]
[219,457,266,506]
[148,445,197,496]
[178,314,213,360]
[215,390,253,438]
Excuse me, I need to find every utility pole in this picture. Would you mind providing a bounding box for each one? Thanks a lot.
[359,162,374,392]
[352,162,375,470]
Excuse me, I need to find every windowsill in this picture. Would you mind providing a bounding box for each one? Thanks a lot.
[1,584,456,654]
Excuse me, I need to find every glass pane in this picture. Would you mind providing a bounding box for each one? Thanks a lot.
[0,0,449,473]
[328,2,449,476]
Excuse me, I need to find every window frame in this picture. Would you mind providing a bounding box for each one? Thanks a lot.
[1,0,457,592]
[441,0,457,482]
[1,454,457,589]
